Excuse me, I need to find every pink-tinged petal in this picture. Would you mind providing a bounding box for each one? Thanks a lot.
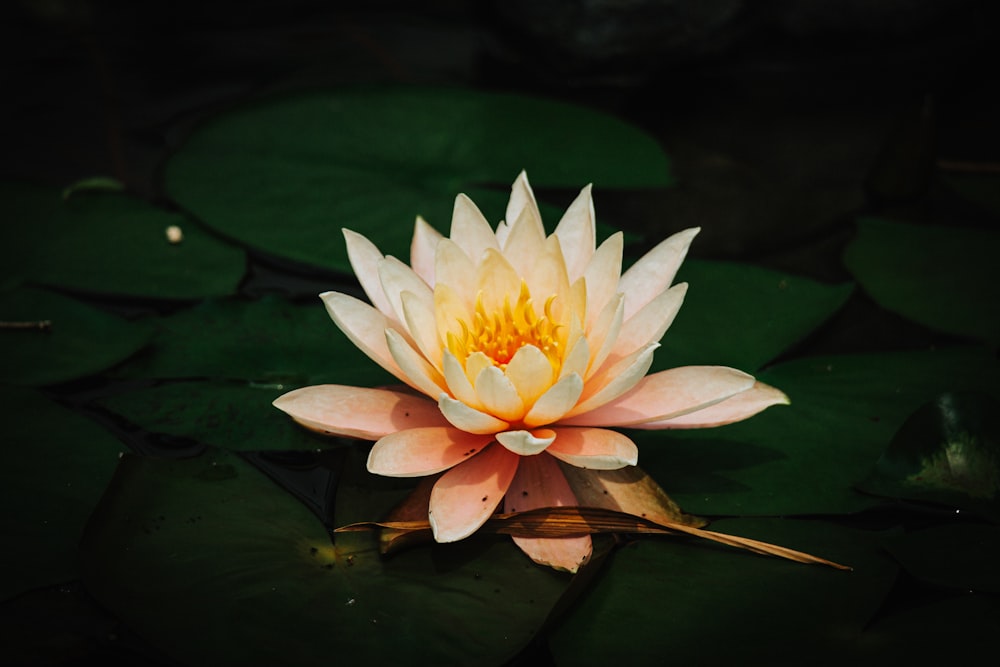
[583,232,624,329]
[619,227,699,320]
[342,229,394,319]
[553,183,596,282]
[367,426,493,477]
[438,393,509,434]
[441,350,481,409]
[586,293,624,378]
[496,428,556,456]
[434,239,477,307]
[450,193,499,262]
[273,384,446,439]
[505,344,556,406]
[400,290,442,369]
[321,292,406,383]
[385,328,447,398]
[504,454,592,573]
[523,372,584,427]
[565,342,658,418]
[632,380,790,429]
[474,365,525,422]
[429,443,519,542]
[609,282,687,362]
[504,171,544,244]
[378,256,433,331]
[410,216,442,286]
[562,365,756,427]
[546,427,638,469]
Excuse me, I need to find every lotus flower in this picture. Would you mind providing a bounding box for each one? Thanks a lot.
[275,172,788,572]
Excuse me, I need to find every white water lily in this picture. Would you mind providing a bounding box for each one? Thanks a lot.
[275,172,788,572]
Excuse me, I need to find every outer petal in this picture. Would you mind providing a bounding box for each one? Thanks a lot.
[343,229,394,319]
[631,380,790,429]
[273,385,446,439]
[438,394,509,434]
[378,255,433,331]
[429,443,519,542]
[496,428,556,456]
[367,426,493,477]
[450,193,499,262]
[321,292,406,384]
[618,227,699,320]
[385,328,447,398]
[553,183,596,282]
[608,282,687,363]
[565,342,659,418]
[561,365,756,427]
[410,216,442,286]
[504,453,592,573]
[546,427,638,469]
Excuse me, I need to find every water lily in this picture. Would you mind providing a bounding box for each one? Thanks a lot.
[275,172,788,572]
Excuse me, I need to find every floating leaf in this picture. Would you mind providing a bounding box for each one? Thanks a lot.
[0,182,245,299]
[655,259,853,371]
[95,380,341,452]
[858,391,1000,520]
[80,449,574,667]
[843,217,1000,343]
[549,518,897,664]
[112,294,392,386]
[0,287,153,386]
[0,387,125,601]
[885,523,1000,593]
[635,347,1000,517]
[164,86,671,273]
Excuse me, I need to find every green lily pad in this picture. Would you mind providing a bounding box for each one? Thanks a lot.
[843,217,1000,343]
[163,86,671,273]
[79,449,574,667]
[0,387,126,601]
[655,259,854,372]
[857,392,1000,521]
[634,346,1000,517]
[885,523,1000,593]
[112,294,393,386]
[549,518,898,665]
[0,181,246,299]
[0,287,153,386]
[95,380,342,452]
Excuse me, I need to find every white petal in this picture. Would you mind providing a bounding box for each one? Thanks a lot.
[378,255,433,330]
[564,342,658,417]
[583,232,624,329]
[450,193,499,262]
[505,344,556,406]
[505,171,544,244]
[320,291,406,383]
[610,282,687,362]
[523,372,584,427]
[464,351,493,387]
[441,350,481,409]
[496,428,556,456]
[400,290,443,369]
[586,293,624,378]
[410,216,443,286]
[434,239,477,307]
[438,393,509,434]
[385,328,447,399]
[474,365,525,422]
[501,205,546,278]
[559,332,590,380]
[342,229,394,318]
[619,227,699,320]
[553,183,596,282]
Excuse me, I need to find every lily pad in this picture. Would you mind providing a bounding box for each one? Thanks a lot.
[843,217,1000,343]
[79,449,574,667]
[885,522,1000,593]
[0,182,246,299]
[549,517,898,665]
[0,287,153,386]
[112,294,393,386]
[857,392,1000,521]
[655,259,854,372]
[634,346,1000,517]
[163,86,672,273]
[0,387,126,601]
[95,380,342,452]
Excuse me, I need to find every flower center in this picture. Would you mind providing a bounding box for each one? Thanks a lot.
[447,281,561,370]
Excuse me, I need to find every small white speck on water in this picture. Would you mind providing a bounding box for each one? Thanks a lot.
[166,225,184,244]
